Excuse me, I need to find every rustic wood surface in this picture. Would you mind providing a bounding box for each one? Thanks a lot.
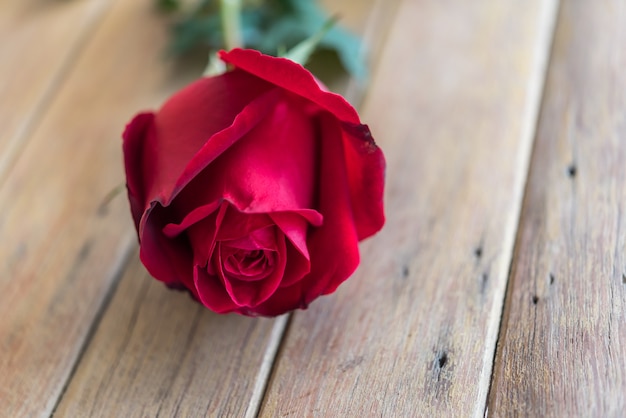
[0,0,194,415]
[0,0,109,182]
[53,249,282,418]
[1,0,625,417]
[488,1,626,416]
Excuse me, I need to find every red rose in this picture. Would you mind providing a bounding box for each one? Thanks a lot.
[123,48,385,316]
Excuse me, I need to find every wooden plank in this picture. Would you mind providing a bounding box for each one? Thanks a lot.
[0,1,201,416]
[52,1,391,417]
[488,2,626,416]
[53,251,282,417]
[260,0,558,416]
[0,0,109,182]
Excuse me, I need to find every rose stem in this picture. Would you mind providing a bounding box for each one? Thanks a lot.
[220,0,243,51]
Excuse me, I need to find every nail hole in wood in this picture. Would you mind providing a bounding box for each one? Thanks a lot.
[549,273,555,285]
[480,273,488,293]
[77,241,92,263]
[622,273,626,284]
[567,164,577,178]
[532,295,539,305]
[437,352,448,369]
[402,265,410,278]
[474,246,483,259]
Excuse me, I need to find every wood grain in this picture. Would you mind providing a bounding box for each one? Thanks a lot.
[50,1,389,417]
[488,2,626,416]
[53,250,281,417]
[260,0,558,416]
[0,0,110,182]
[0,1,199,416]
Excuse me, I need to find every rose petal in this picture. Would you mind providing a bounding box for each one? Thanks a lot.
[254,113,363,315]
[303,113,362,299]
[219,231,287,308]
[162,200,222,238]
[223,248,273,282]
[173,94,317,216]
[222,225,277,251]
[168,89,283,205]
[122,112,154,230]
[279,241,310,288]
[270,211,313,260]
[143,83,281,207]
[194,264,239,313]
[341,122,386,240]
[215,206,274,242]
[184,201,228,266]
[220,49,385,240]
[248,281,306,316]
[220,49,361,124]
[138,203,196,292]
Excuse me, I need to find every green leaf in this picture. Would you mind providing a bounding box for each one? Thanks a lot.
[169,15,221,55]
[319,24,367,80]
[284,0,368,80]
[163,0,368,81]
[156,0,181,12]
[253,0,368,80]
[281,16,337,66]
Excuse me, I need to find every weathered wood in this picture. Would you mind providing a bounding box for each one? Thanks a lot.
[53,250,282,417]
[0,1,199,415]
[488,2,626,416]
[260,0,558,416]
[50,1,389,417]
[0,0,109,182]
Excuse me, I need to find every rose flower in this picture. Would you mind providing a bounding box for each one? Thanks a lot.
[123,49,385,316]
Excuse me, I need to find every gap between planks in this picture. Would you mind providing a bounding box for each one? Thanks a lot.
[482,0,561,416]
[50,235,136,417]
[244,314,291,418]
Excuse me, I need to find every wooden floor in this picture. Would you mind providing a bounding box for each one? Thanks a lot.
[1,0,625,416]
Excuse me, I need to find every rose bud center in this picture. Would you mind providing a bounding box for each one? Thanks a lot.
[223,248,275,282]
